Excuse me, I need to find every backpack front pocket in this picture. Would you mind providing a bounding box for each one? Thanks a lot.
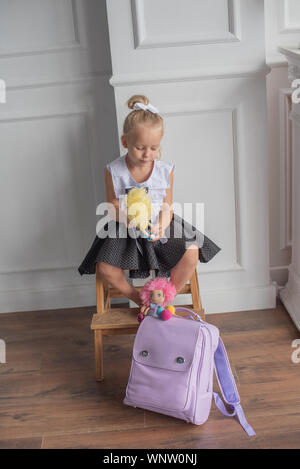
[126,316,203,411]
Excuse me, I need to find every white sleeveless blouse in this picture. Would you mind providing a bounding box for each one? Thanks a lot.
[107,154,175,225]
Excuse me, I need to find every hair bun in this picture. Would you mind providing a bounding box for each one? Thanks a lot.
[127,95,149,110]
[123,95,164,137]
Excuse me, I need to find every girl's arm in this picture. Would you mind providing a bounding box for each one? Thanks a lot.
[104,168,129,226]
[159,168,174,230]
[150,169,174,241]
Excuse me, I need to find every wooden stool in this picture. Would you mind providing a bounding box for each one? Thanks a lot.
[91,269,205,381]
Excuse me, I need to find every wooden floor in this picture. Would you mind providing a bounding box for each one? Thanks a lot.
[0,299,299,449]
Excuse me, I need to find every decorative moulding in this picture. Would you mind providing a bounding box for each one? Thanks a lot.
[0,110,96,274]
[131,0,241,49]
[278,46,300,80]
[109,64,271,87]
[0,0,82,59]
[278,0,300,35]
[279,88,293,250]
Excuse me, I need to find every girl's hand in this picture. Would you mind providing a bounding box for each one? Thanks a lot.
[149,223,163,242]
[128,221,136,230]
[127,218,136,229]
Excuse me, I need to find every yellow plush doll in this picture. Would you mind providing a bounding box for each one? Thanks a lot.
[126,187,155,240]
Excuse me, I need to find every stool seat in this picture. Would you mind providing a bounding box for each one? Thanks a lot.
[91,307,139,331]
[91,305,203,332]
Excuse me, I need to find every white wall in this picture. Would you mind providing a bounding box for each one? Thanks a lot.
[0,1,298,314]
[264,0,300,289]
[106,0,276,314]
[0,0,119,312]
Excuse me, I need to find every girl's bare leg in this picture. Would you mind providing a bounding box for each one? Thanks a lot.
[170,245,199,294]
[97,262,145,311]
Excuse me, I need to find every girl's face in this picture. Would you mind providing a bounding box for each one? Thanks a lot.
[121,124,163,166]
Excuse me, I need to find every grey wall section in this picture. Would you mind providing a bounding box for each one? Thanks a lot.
[0,0,119,312]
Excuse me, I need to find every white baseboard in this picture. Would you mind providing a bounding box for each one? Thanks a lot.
[0,280,276,316]
[279,266,300,332]
[203,284,276,314]
[269,265,289,288]
[130,284,277,315]
[0,282,97,313]
[0,281,134,314]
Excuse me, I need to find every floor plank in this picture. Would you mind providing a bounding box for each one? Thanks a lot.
[0,300,299,448]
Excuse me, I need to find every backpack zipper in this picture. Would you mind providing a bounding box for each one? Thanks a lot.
[191,325,206,421]
[192,325,214,423]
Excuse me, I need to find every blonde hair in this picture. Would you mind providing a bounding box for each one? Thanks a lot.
[123,95,164,142]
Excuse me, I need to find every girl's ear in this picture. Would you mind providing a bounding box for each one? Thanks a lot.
[121,135,128,148]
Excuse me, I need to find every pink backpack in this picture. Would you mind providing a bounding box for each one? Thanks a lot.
[124,308,255,436]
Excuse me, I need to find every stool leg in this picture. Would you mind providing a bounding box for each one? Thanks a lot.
[96,268,105,315]
[103,278,111,311]
[190,269,205,320]
[94,330,103,381]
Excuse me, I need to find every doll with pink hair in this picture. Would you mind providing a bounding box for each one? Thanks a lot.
[138,277,177,323]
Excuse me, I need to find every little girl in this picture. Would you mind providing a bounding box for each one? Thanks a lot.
[78,95,221,315]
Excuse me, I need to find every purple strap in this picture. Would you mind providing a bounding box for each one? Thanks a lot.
[213,338,256,437]
[175,308,255,437]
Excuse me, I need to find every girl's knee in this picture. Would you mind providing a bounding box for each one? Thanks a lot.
[97,262,106,275]
[186,245,199,265]
[97,261,119,276]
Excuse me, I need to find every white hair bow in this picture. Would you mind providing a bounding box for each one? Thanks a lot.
[133,102,160,114]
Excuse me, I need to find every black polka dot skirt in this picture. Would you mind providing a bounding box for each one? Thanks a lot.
[78,213,221,279]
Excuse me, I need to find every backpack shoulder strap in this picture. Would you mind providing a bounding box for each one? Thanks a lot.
[174,308,255,436]
[213,337,256,437]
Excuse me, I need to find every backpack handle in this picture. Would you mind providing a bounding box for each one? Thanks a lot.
[174,306,205,323]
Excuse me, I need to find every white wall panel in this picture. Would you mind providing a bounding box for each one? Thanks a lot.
[132,0,240,48]
[0,1,119,312]
[265,0,300,64]
[1,0,112,89]
[0,113,94,272]
[279,89,293,251]
[107,0,265,81]
[163,109,238,266]
[107,0,276,313]
[0,0,78,56]
[264,0,300,287]
[278,49,300,331]
[279,0,300,33]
